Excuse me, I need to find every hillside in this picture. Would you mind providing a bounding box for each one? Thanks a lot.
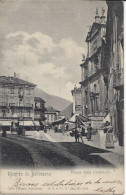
[62,103,73,119]
[35,88,72,111]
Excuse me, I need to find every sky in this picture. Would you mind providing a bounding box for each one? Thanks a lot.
[0,0,107,101]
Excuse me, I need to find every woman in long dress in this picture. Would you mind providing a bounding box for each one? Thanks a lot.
[105,122,114,148]
[87,124,92,141]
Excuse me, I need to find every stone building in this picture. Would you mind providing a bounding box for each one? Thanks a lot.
[45,106,60,124]
[34,97,46,121]
[71,87,82,115]
[0,75,36,125]
[80,8,107,129]
[103,1,124,146]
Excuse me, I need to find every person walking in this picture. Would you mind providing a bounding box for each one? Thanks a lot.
[75,128,79,142]
[87,123,92,141]
[1,129,7,137]
[105,122,114,148]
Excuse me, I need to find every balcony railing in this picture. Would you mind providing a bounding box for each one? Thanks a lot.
[113,68,124,90]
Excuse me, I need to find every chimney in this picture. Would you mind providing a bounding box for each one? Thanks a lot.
[95,8,100,23]
[100,7,106,24]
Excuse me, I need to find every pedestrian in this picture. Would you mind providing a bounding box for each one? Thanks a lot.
[18,125,22,136]
[82,127,85,136]
[87,123,92,141]
[66,124,69,131]
[44,126,47,133]
[1,129,7,137]
[103,121,108,133]
[75,125,79,143]
[105,122,114,148]
[11,121,14,134]
[55,125,58,133]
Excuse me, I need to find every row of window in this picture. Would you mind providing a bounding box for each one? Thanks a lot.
[1,109,31,117]
[0,87,32,95]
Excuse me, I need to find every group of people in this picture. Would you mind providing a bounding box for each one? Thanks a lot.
[54,124,69,133]
[74,123,93,143]
[74,121,115,149]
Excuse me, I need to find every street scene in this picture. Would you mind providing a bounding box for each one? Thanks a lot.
[0,0,124,169]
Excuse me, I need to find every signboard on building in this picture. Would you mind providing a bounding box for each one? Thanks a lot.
[75,105,82,111]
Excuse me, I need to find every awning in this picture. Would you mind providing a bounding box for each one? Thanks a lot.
[103,114,110,124]
[68,114,79,123]
[69,114,90,124]
[0,120,11,126]
[52,117,66,126]
[34,121,40,126]
[19,121,33,126]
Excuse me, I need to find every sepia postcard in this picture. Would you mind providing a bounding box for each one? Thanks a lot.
[0,0,124,194]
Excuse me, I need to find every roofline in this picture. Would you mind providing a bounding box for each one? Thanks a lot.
[34,97,46,103]
[0,76,37,87]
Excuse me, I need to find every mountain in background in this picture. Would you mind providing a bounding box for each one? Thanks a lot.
[62,103,73,119]
[35,88,72,111]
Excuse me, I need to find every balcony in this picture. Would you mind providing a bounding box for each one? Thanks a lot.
[113,68,124,90]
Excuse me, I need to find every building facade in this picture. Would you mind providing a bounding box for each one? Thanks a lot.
[34,97,46,121]
[80,8,107,129]
[104,1,124,146]
[71,87,82,115]
[45,106,60,124]
[0,75,36,124]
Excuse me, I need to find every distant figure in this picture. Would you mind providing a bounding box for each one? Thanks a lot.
[66,124,69,131]
[44,126,47,133]
[105,122,114,148]
[87,124,92,141]
[55,125,58,133]
[1,129,7,137]
[75,126,79,143]
[82,127,85,136]
[18,125,22,136]
[11,121,14,134]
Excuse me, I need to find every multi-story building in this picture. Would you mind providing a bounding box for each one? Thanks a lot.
[0,74,37,129]
[80,8,107,129]
[0,74,36,122]
[34,97,46,121]
[71,87,82,115]
[45,106,60,124]
[103,1,124,146]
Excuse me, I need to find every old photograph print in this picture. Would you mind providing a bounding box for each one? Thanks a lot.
[0,0,124,194]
